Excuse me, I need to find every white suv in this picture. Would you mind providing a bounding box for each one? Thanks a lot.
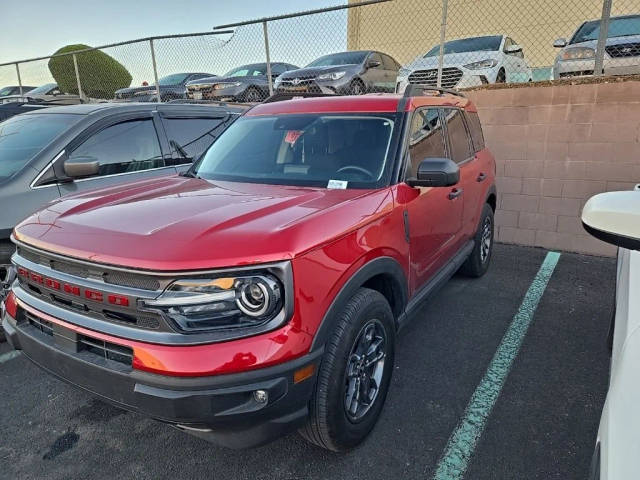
[396,35,532,92]
[582,188,640,480]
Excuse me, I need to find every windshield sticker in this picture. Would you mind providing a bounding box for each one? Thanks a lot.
[327,179,348,190]
[285,130,304,145]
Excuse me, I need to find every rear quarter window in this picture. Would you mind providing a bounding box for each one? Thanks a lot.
[465,111,485,153]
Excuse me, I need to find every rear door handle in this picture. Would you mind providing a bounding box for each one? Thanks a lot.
[448,188,463,200]
[477,173,487,182]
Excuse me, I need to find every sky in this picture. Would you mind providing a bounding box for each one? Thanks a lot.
[0,0,347,87]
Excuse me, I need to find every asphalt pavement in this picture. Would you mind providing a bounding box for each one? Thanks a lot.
[0,244,615,480]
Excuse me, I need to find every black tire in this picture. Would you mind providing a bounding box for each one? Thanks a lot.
[243,87,263,103]
[349,79,366,95]
[299,288,395,451]
[496,69,506,83]
[459,203,494,278]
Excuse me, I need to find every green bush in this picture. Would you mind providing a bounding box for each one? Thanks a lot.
[48,44,132,99]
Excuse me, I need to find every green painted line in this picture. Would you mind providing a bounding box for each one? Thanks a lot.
[0,350,21,364]
[433,251,561,480]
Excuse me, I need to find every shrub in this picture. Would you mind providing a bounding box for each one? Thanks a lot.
[48,44,132,99]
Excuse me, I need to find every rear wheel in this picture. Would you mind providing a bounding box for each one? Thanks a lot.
[459,203,494,277]
[299,288,395,451]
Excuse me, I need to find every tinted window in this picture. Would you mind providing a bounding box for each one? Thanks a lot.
[444,109,472,163]
[28,83,57,95]
[307,52,368,67]
[195,113,396,189]
[69,119,163,177]
[424,35,503,57]
[224,64,268,77]
[382,54,399,70]
[158,73,191,86]
[571,15,640,43]
[407,108,446,177]
[0,113,80,183]
[164,117,227,165]
[465,112,485,153]
[0,87,15,96]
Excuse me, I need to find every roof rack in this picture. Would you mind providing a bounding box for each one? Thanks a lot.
[262,91,337,104]
[403,84,466,98]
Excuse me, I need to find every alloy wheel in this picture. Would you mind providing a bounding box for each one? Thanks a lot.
[480,216,492,263]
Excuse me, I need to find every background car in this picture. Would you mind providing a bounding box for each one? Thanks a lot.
[186,63,298,103]
[553,14,640,79]
[23,83,81,104]
[0,102,246,293]
[0,85,36,98]
[275,50,400,94]
[396,35,533,92]
[114,73,215,102]
[582,188,640,480]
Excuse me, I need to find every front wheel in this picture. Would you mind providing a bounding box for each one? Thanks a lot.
[299,288,395,451]
[459,203,494,277]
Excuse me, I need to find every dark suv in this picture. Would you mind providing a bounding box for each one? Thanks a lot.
[4,88,496,451]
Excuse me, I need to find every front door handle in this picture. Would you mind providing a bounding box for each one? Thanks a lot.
[448,188,463,200]
[477,172,487,182]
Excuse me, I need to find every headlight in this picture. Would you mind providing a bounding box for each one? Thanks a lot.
[464,59,498,70]
[317,71,346,81]
[398,67,412,77]
[213,82,242,90]
[143,273,283,333]
[559,47,595,61]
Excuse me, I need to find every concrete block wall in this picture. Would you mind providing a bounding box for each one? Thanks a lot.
[466,80,640,257]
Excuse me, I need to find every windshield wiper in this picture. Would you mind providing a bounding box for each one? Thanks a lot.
[170,140,189,160]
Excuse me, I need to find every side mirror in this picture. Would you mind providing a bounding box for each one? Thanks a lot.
[505,44,523,54]
[407,157,459,188]
[63,156,99,178]
[553,38,567,48]
[582,191,640,250]
[366,59,381,69]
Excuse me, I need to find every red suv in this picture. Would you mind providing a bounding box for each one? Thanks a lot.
[3,87,496,451]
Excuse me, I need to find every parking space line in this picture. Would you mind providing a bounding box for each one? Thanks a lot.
[433,251,561,480]
[0,350,21,364]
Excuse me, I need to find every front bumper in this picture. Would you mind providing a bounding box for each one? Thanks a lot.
[2,300,320,448]
[396,68,490,94]
[275,77,352,95]
[553,57,640,79]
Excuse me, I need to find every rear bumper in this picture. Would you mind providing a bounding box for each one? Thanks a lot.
[2,304,320,448]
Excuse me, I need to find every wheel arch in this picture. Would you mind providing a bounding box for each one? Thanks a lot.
[310,256,408,351]
[486,184,497,212]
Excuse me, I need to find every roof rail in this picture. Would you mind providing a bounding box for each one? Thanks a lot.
[403,84,466,98]
[262,91,338,104]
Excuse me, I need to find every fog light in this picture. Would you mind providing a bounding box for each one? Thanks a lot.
[254,390,269,404]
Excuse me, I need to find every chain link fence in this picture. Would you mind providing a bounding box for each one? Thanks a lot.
[0,0,638,103]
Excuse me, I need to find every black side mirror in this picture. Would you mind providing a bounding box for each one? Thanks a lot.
[366,59,381,69]
[64,156,99,178]
[406,157,459,188]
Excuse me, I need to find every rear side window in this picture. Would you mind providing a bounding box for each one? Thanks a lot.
[443,109,472,164]
[407,107,446,177]
[465,112,485,153]
[163,117,227,165]
[69,119,163,177]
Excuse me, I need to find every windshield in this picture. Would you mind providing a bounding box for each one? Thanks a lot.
[0,87,15,96]
[424,35,503,57]
[194,113,397,189]
[28,83,57,95]
[0,113,80,183]
[571,15,640,43]
[224,65,267,77]
[307,52,368,67]
[158,73,190,86]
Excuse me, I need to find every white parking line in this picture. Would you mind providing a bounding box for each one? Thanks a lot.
[0,350,21,364]
[432,251,561,480]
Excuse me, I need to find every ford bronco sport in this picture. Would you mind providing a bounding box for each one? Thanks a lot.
[3,87,496,451]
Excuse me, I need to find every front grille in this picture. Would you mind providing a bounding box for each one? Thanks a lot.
[408,68,463,88]
[606,42,640,58]
[77,335,133,366]
[25,310,53,336]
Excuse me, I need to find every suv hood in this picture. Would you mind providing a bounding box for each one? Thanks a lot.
[406,51,501,70]
[566,33,640,50]
[14,176,392,271]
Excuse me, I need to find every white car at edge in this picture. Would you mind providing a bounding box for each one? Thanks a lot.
[395,34,533,93]
[582,188,640,480]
